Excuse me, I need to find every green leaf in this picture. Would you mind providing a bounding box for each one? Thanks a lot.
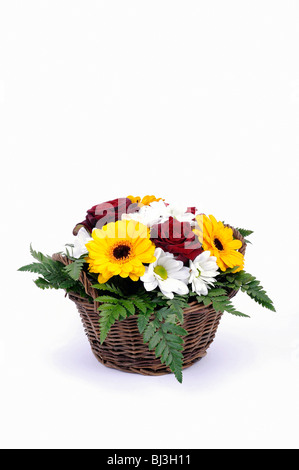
[34,277,52,289]
[95,295,120,304]
[131,298,148,314]
[99,311,117,343]
[212,297,250,317]
[221,270,275,312]
[207,288,228,297]
[30,245,52,264]
[163,333,184,345]
[18,262,48,275]
[166,296,189,324]
[148,331,163,350]
[164,313,177,324]
[236,228,254,238]
[120,299,136,315]
[155,339,166,358]
[143,321,158,343]
[92,282,123,296]
[19,246,95,302]
[63,258,85,281]
[140,313,187,383]
[99,304,128,343]
[163,323,188,337]
[137,313,151,334]
[203,297,212,306]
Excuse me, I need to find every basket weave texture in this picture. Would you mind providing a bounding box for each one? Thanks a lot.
[53,227,246,376]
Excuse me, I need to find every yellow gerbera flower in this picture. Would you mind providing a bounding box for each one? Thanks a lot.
[193,214,244,272]
[85,219,156,283]
[127,195,164,207]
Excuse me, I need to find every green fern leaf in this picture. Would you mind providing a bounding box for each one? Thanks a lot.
[212,297,250,317]
[120,299,136,315]
[92,282,123,296]
[227,271,275,312]
[34,277,52,289]
[166,297,189,324]
[141,317,187,383]
[207,288,227,297]
[63,258,85,281]
[155,339,167,358]
[131,297,148,314]
[143,321,158,343]
[99,304,127,343]
[29,245,52,264]
[18,262,48,275]
[148,330,163,350]
[236,228,254,238]
[137,312,152,334]
[95,295,120,303]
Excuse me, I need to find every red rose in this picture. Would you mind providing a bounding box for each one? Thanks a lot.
[186,206,197,215]
[73,198,137,235]
[151,217,202,263]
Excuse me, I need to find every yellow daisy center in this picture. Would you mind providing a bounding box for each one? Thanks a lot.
[154,265,168,280]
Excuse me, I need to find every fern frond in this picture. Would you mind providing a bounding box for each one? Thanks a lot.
[18,262,49,276]
[34,277,52,289]
[119,299,136,315]
[223,271,275,312]
[63,258,85,281]
[137,312,152,334]
[236,228,254,238]
[140,316,187,383]
[98,303,128,343]
[95,295,120,304]
[196,291,249,317]
[166,296,189,324]
[30,245,52,264]
[92,282,123,296]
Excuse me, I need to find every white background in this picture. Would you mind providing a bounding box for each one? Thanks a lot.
[1,1,298,450]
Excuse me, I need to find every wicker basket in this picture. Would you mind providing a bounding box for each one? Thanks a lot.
[53,227,246,376]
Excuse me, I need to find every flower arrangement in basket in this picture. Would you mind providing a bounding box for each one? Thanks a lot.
[19,196,275,382]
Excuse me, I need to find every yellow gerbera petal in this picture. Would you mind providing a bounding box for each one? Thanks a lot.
[225,239,243,250]
[129,273,140,281]
[127,195,141,205]
[97,272,113,284]
[127,195,164,207]
[141,195,163,206]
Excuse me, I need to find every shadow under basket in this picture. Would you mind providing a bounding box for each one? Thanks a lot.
[53,227,246,377]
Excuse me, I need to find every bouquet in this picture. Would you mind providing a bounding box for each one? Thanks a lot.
[19,195,275,382]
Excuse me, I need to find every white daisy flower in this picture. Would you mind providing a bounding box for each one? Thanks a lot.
[167,205,198,225]
[122,200,171,227]
[66,227,92,259]
[189,251,219,296]
[140,248,190,299]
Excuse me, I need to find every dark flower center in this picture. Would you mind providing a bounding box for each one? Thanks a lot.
[214,238,224,250]
[113,244,131,260]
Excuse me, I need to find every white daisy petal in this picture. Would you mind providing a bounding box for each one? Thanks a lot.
[67,227,92,259]
[140,271,154,283]
[160,289,174,299]
[189,251,219,296]
[143,280,158,291]
[170,267,190,281]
